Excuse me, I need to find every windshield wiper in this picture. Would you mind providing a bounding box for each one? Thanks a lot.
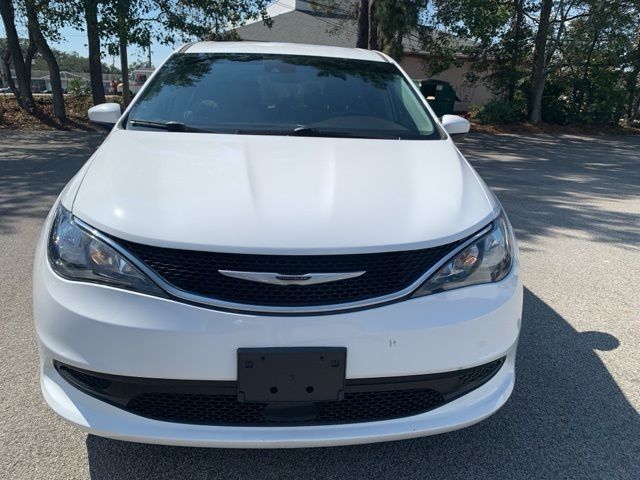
[291,126,322,136]
[129,119,214,133]
[235,126,400,139]
[234,126,319,136]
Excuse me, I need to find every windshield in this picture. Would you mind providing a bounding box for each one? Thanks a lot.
[126,53,441,140]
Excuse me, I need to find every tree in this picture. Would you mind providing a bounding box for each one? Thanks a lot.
[542,0,639,125]
[116,0,132,104]
[527,0,594,123]
[466,0,531,103]
[528,0,553,123]
[31,49,119,74]
[354,0,379,50]
[153,0,271,41]
[101,0,145,105]
[0,38,19,94]
[354,0,426,59]
[82,0,106,105]
[0,0,35,111]
[506,0,527,101]
[623,22,640,121]
[374,0,422,59]
[356,0,369,48]
[101,0,271,106]
[333,0,640,126]
[24,0,66,119]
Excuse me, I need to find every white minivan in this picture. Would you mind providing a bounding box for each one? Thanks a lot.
[34,42,522,448]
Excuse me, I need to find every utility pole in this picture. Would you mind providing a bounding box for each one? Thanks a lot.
[147,43,152,69]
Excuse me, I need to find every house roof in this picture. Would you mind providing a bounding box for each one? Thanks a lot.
[235,9,359,48]
[34,71,84,81]
[185,41,389,63]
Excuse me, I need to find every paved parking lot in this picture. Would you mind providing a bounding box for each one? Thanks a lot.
[1,131,638,479]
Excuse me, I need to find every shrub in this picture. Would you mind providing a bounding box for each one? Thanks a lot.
[476,99,525,125]
[67,78,91,96]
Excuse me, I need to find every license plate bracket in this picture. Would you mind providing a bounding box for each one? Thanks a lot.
[237,347,346,403]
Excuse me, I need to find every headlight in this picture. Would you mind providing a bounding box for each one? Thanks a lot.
[48,205,164,296]
[412,213,514,297]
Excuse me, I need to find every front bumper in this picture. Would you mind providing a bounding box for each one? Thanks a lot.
[41,343,516,448]
[34,219,522,447]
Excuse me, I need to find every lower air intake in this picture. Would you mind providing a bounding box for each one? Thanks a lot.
[56,358,504,426]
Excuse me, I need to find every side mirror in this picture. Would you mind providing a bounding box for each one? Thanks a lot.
[88,103,121,128]
[441,114,470,139]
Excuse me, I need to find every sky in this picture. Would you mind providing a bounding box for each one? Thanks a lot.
[0,21,178,69]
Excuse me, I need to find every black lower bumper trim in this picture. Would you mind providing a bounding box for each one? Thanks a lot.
[55,357,505,426]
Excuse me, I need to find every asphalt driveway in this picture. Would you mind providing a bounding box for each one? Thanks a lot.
[1,131,638,479]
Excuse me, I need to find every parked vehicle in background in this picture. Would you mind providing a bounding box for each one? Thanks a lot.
[35,42,522,449]
[117,68,154,95]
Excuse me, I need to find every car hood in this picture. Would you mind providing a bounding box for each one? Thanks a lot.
[72,130,497,253]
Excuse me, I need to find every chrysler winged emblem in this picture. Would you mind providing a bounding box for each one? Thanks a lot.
[218,270,366,286]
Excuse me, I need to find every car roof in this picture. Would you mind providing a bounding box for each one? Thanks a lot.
[182,41,390,63]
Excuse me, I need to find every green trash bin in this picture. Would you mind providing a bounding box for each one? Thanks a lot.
[417,79,460,116]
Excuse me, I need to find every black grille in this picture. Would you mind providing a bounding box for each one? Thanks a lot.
[55,358,504,427]
[115,238,464,308]
[315,389,444,423]
[458,360,504,385]
[126,389,445,426]
[59,365,112,390]
[128,393,267,425]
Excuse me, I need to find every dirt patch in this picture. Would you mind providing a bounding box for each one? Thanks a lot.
[0,95,123,131]
[470,119,640,136]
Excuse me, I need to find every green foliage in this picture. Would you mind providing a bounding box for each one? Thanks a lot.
[439,0,640,125]
[539,80,570,125]
[0,38,117,74]
[31,49,119,73]
[373,0,423,60]
[67,77,90,96]
[541,0,635,126]
[152,0,271,42]
[476,99,525,124]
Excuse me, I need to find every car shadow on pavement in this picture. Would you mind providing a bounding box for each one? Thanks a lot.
[85,288,639,480]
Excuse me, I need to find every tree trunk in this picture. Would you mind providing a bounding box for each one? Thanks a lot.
[25,34,36,87]
[625,68,638,122]
[0,0,35,111]
[119,32,130,105]
[117,0,131,105]
[368,0,379,50]
[577,30,600,116]
[625,30,640,121]
[507,0,524,101]
[25,0,66,120]
[356,0,369,49]
[1,49,17,97]
[83,0,105,105]
[528,0,553,123]
[633,94,640,120]
[625,84,635,121]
